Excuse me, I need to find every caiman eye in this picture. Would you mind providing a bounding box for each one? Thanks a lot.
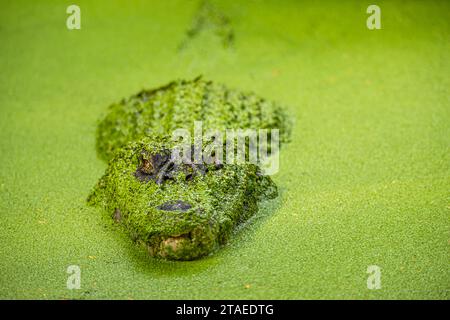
[134,158,154,182]
[141,159,153,174]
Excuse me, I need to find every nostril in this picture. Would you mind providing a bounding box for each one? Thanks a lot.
[157,200,192,211]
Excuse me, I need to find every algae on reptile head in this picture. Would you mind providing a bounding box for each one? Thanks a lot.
[96,77,291,162]
[90,78,290,260]
[88,135,277,260]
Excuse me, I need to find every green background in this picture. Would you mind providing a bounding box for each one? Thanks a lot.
[0,0,448,299]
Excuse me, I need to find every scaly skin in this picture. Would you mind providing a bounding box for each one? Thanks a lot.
[88,136,277,260]
[89,78,289,260]
[96,77,291,162]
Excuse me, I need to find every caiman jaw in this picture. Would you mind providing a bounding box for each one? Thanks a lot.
[147,225,218,261]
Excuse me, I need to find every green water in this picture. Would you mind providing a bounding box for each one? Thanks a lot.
[0,0,448,299]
